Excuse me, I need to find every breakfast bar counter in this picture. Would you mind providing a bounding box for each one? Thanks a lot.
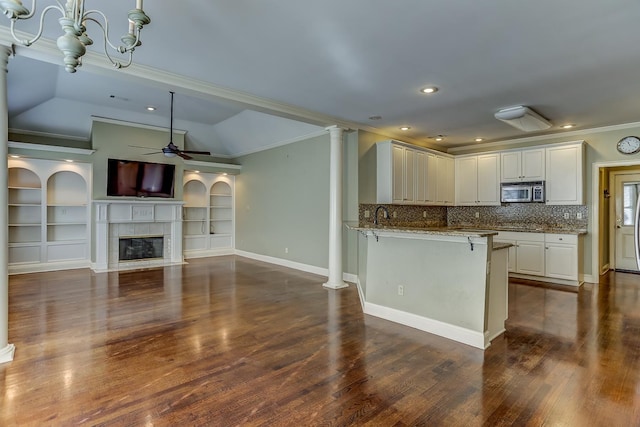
[347,222,509,349]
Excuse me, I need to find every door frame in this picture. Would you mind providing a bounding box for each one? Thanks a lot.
[592,160,640,280]
[608,170,640,270]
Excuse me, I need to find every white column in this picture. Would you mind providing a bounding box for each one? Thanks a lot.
[323,126,348,289]
[0,45,16,364]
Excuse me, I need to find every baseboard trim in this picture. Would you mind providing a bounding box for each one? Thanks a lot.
[234,250,356,284]
[9,260,90,275]
[184,248,235,259]
[363,301,487,349]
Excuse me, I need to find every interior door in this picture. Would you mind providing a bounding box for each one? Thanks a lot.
[613,173,640,271]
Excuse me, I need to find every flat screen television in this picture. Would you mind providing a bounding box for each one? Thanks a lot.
[107,159,175,198]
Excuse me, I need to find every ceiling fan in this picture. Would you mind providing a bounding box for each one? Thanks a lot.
[131,91,211,160]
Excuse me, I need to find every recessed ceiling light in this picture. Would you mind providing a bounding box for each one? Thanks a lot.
[435,136,444,142]
[475,138,484,142]
[400,126,411,131]
[561,124,575,129]
[194,170,200,174]
[222,173,228,176]
[146,106,156,111]
[420,86,438,94]
[65,159,74,163]
[9,154,20,158]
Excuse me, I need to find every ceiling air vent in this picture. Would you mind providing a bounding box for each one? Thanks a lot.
[494,106,552,132]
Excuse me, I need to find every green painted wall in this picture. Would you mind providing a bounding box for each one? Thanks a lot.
[234,134,331,269]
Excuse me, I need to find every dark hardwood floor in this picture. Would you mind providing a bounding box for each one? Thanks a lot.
[1,257,640,426]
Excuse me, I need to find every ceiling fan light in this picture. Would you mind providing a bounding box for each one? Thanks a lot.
[494,106,552,132]
[163,151,177,158]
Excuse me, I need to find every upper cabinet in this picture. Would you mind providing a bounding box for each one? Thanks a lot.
[455,153,500,206]
[500,148,545,182]
[545,142,585,205]
[377,140,452,206]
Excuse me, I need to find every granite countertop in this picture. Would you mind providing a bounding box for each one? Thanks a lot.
[346,222,587,236]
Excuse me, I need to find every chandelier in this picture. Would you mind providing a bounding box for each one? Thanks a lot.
[0,0,150,73]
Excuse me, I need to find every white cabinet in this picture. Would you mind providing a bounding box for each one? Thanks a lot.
[496,231,583,285]
[500,148,545,182]
[545,142,584,205]
[377,141,450,206]
[455,153,500,205]
[8,158,91,274]
[183,172,235,257]
[435,155,454,206]
[545,234,580,281]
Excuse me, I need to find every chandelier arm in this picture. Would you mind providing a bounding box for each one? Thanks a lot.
[9,3,64,46]
[83,9,140,53]
[85,16,133,69]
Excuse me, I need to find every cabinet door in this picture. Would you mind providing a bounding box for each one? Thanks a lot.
[501,151,521,182]
[403,148,416,203]
[477,154,500,205]
[415,151,427,203]
[545,243,578,280]
[546,144,583,205]
[521,149,545,181]
[516,241,545,276]
[455,156,478,205]
[391,145,404,203]
[425,153,437,204]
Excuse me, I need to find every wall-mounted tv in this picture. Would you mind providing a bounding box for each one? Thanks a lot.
[107,159,175,198]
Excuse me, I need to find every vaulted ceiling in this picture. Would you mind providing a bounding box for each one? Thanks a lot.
[2,1,639,158]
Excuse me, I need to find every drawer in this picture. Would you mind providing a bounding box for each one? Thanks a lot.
[545,233,577,244]
[498,231,544,242]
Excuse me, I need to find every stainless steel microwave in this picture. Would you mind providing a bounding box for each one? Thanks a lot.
[501,182,545,203]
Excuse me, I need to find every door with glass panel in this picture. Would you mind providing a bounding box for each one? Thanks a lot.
[614,173,640,271]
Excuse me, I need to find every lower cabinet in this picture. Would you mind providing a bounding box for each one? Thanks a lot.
[495,231,583,286]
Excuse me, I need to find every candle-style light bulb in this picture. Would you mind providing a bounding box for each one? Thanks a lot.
[136,0,143,9]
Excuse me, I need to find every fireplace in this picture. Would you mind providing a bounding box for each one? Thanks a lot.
[119,236,164,261]
[93,200,184,272]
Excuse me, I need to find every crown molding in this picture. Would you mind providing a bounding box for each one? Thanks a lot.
[8,127,89,141]
[91,116,187,135]
[8,141,95,155]
[183,159,242,171]
[447,121,640,153]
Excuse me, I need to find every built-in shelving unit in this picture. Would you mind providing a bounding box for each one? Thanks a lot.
[8,158,92,274]
[182,172,235,258]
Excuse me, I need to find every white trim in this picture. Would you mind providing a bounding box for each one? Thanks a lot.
[184,248,235,259]
[183,159,242,171]
[591,159,640,285]
[9,260,90,275]
[448,121,640,153]
[90,260,186,273]
[0,344,15,364]
[232,129,328,158]
[356,278,366,311]
[91,116,187,135]
[9,128,89,142]
[8,141,95,155]
[363,301,488,349]
[234,250,357,284]
[235,250,327,277]
[583,274,597,283]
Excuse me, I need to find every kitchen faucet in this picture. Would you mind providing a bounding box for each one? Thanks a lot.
[374,205,389,226]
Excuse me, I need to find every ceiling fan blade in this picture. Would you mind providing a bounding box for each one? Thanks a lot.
[142,151,162,155]
[130,145,158,150]
[177,152,193,160]
[181,150,211,155]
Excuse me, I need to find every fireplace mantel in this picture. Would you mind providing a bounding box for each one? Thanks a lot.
[92,200,185,272]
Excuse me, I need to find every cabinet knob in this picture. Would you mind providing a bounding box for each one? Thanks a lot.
[559,238,563,241]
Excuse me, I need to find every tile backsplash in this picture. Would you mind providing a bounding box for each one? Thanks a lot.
[359,203,588,230]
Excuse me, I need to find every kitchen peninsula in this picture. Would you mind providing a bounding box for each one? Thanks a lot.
[348,223,509,349]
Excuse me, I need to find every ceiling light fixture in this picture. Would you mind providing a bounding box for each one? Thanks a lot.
[400,126,411,131]
[146,106,156,111]
[9,155,20,158]
[420,87,438,94]
[475,138,484,142]
[0,0,151,73]
[561,124,575,129]
[65,159,74,163]
[494,106,552,132]
[434,135,445,141]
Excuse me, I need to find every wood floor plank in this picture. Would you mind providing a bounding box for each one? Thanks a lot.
[2,257,640,425]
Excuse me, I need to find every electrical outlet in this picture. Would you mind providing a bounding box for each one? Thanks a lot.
[364,210,370,218]
[285,247,289,253]
[423,211,427,218]
[384,211,388,218]
[563,213,570,219]
[393,211,397,218]
[577,212,583,219]
[398,285,404,296]
[475,212,479,218]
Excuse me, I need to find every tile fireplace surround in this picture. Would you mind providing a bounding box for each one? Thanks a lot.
[93,200,184,272]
